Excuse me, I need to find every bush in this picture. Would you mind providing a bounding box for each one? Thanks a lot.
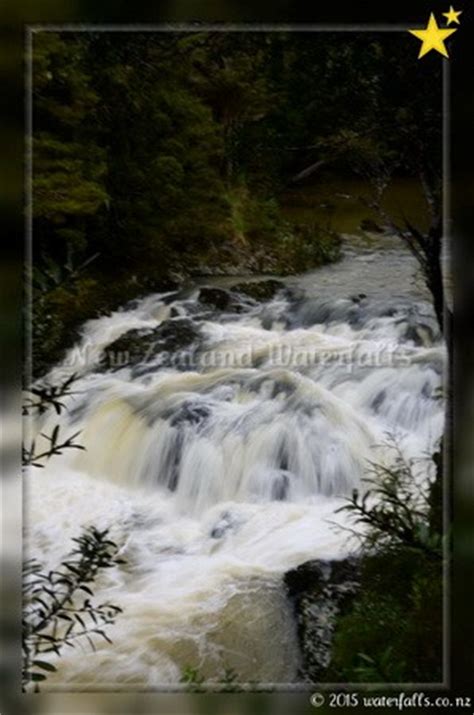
[328,444,444,683]
[22,527,124,692]
[22,375,124,692]
[328,550,442,682]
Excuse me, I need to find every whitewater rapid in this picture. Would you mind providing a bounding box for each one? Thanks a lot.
[25,237,445,689]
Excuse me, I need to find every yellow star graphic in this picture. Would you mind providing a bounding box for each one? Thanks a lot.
[409,12,457,58]
[442,5,463,25]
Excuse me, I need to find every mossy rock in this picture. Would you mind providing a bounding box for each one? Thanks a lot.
[284,558,360,683]
[101,318,200,370]
[230,279,286,302]
[197,287,245,312]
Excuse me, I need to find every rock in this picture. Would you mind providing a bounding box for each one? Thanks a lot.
[370,389,386,413]
[101,318,200,370]
[192,264,227,277]
[404,322,434,347]
[360,218,384,233]
[350,293,367,303]
[284,558,360,682]
[210,511,236,539]
[169,401,211,428]
[289,297,357,328]
[230,279,286,302]
[271,471,290,501]
[198,287,242,312]
[284,285,306,302]
[146,318,200,352]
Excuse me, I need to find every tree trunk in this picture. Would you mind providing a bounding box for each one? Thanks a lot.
[422,219,449,338]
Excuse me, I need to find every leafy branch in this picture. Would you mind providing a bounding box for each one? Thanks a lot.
[23,526,125,692]
[180,664,249,693]
[33,251,100,295]
[23,374,86,467]
[22,376,123,690]
[22,425,85,467]
[23,373,79,416]
[335,445,442,559]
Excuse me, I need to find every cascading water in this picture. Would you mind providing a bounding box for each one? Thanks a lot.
[25,235,445,689]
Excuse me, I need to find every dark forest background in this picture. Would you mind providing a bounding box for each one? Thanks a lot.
[31,31,442,373]
[0,4,470,708]
[27,31,448,690]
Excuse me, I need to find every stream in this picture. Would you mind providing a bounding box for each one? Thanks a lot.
[26,232,445,689]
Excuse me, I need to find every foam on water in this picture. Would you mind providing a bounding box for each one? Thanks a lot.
[26,242,445,688]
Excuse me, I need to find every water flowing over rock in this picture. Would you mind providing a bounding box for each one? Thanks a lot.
[229,279,286,302]
[198,287,244,312]
[284,558,361,682]
[29,235,445,688]
[100,317,201,370]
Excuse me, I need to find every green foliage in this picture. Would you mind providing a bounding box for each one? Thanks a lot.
[226,184,281,242]
[33,135,107,221]
[336,446,443,559]
[328,446,444,683]
[22,526,124,692]
[277,222,342,272]
[32,277,98,377]
[180,665,206,693]
[22,373,86,467]
[22,377,125,691]
[33,33,108,259]
[329,550,442,683]
[85,33,229,268]
[22,424,85,468]
[221,666,242,692]
[23,372,78,416]
[180,664,246,693]
[31,32,441,374]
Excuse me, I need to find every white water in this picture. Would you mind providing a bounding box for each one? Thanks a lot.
[25,236,445,689]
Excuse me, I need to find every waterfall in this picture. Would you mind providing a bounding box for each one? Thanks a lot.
[26,244,445,688]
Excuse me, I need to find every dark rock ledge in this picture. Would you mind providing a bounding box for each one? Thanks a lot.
[284,558,360,683]
[100,317,200,371]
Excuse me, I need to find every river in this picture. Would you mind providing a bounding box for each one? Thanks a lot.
[25,230,445,690]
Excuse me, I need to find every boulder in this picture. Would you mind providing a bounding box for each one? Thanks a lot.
[230,279,286,302]
[284,558,360,682]
[210,510,237,539]
[350,293,367,303]
[101,317,200,370]
[404,322,435,347]
[198,287,242,312]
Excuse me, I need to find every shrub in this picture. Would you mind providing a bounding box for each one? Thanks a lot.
[328,444,444,683]
[22,527,124,692]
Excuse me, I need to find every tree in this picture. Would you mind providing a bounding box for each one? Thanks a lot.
[182,32,274,181]
[31,31,446,376]
[33,33,108,267]
[86,33,229,275]
[310,35,447,334]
